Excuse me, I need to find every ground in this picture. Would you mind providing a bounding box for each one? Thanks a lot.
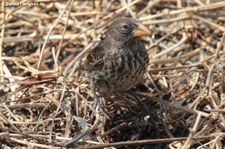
[0,0,225,148]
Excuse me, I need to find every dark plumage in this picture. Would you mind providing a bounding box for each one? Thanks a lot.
[84,17,150,92]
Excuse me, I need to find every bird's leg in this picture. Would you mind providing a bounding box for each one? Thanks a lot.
[90,81,110,120]
[126,91,162,130]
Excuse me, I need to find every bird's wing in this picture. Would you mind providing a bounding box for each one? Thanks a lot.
[84,43,105,72]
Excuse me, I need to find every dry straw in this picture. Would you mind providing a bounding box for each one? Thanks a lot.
[0,0,225,148]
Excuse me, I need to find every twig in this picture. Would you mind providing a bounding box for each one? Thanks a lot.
[55,0,74,69]
[140,1,225,21]
[85,134,225,149]
[37,0,72,69]
[120,0,136,18]
[215,33,225,59]
[149,63,201,73]
[100,122,127,138]
[0,0,5,82]
[9,138,53,149]
[136,92,196,114]
[62,39,100,76]
[153,33,187,58]
[182,111,203,149]
[193,15,225,32]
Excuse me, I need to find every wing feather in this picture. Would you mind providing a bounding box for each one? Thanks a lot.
[84,42,106,72]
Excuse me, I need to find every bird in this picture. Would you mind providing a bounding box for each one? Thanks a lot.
[84,17,150,94]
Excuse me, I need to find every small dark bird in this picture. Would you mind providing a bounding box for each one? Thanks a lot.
[84,17,150,93]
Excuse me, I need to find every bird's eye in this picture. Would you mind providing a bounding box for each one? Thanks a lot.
[122,24,129,29]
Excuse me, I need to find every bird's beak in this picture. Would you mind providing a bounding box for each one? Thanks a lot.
[132,23,150,37]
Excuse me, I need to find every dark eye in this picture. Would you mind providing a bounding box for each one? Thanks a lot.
[122,24,129,29]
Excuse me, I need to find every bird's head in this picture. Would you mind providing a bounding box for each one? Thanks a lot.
[106,17,150,43]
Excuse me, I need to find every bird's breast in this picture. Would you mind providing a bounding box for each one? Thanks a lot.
[101,48,149,91]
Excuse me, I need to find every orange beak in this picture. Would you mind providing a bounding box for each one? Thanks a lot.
[132,23,150,37]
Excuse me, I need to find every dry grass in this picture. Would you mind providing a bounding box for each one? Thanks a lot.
[1,0,225,148]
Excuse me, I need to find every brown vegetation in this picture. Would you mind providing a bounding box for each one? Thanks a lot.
[0,0,225,148]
